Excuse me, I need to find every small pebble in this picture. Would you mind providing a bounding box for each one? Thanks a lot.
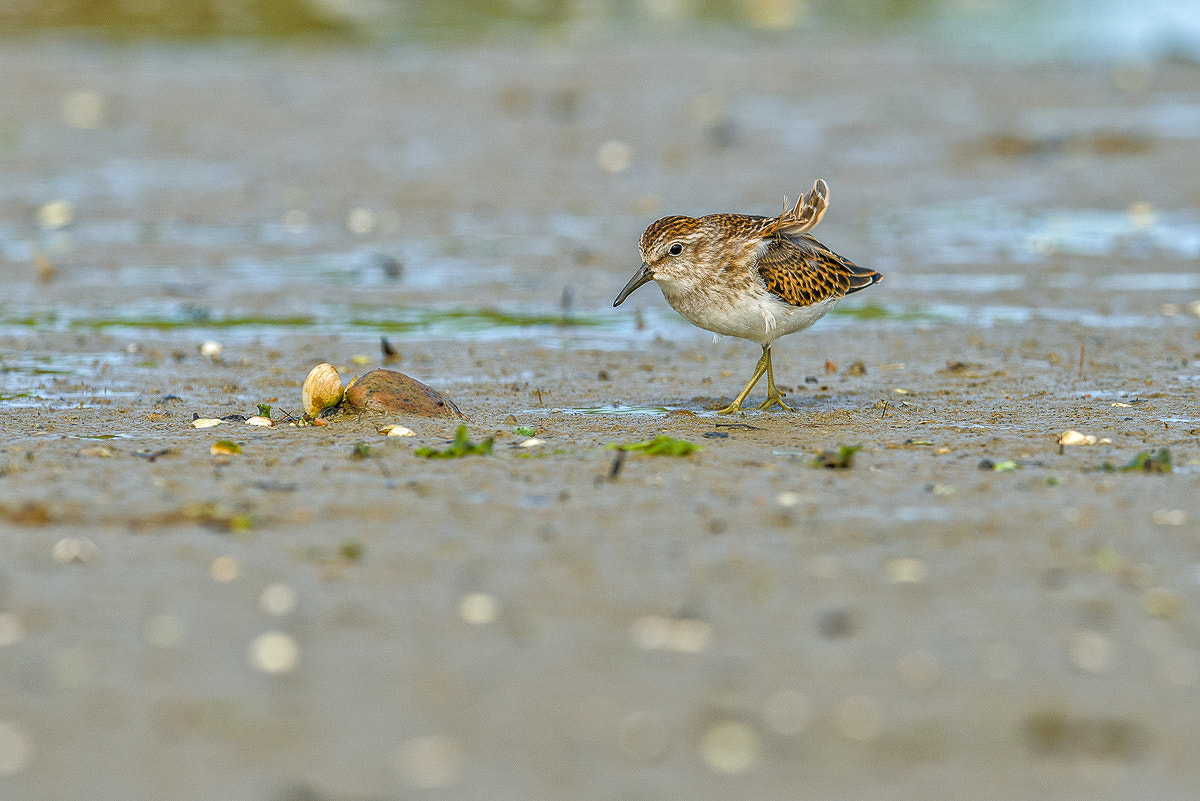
[191,418,222,428]
[52,537,97,564]
[1058,429,1098,446]
[245,416,273,427]
[379,424,415,437]
[249,631,299,674]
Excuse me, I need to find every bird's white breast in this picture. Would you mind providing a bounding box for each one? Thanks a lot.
[660,281,837,345]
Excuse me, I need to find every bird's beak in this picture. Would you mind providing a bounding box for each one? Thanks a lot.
[613,264,654,307]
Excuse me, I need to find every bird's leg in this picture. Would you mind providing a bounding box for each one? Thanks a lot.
[754,345,793,411]
[716,345,771,415]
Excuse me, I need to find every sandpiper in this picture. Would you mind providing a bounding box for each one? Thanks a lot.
[613,179,880,413]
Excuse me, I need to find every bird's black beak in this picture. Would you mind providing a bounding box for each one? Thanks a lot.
[613,264,654,307]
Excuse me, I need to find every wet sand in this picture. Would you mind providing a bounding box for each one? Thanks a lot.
[2,33,1200,800]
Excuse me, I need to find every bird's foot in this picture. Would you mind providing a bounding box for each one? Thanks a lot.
[715,400,745,415]
[754,391,793,412]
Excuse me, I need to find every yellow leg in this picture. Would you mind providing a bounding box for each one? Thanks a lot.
[716,346,771,414]
[754,346,793,411]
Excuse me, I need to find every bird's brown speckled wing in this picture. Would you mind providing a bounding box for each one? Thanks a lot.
[756,234,880,308]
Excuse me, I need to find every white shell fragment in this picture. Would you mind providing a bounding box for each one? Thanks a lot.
[379,424,415,437]
[517,437,545,448]
[1058,429,1098,446]
[301,363,345,416]
[245,416,274,427]
[199,340,224,358]
[192,418,222,428]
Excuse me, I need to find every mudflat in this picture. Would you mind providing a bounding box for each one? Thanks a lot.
[2,32,1199,800]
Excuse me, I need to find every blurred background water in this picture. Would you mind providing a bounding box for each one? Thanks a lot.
[1,0,1198,60]
[2,0,1199,370]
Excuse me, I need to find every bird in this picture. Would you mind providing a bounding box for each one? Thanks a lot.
[613,179,880,414]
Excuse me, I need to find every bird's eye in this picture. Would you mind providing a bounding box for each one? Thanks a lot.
[667,243,683,256]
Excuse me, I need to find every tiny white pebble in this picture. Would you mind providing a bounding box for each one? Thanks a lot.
[250,631,299,674]
[379,424,415,437]
[1058,429,1097,446]
[51,537,97,564]
[459,593,499,625]
[199,340,223,358]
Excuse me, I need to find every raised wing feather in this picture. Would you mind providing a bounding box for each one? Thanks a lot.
[758,179,829,238]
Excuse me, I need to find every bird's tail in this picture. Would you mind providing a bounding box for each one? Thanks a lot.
[843,260,882,294]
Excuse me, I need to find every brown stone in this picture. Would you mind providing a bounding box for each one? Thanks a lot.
[339,369,466,419]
